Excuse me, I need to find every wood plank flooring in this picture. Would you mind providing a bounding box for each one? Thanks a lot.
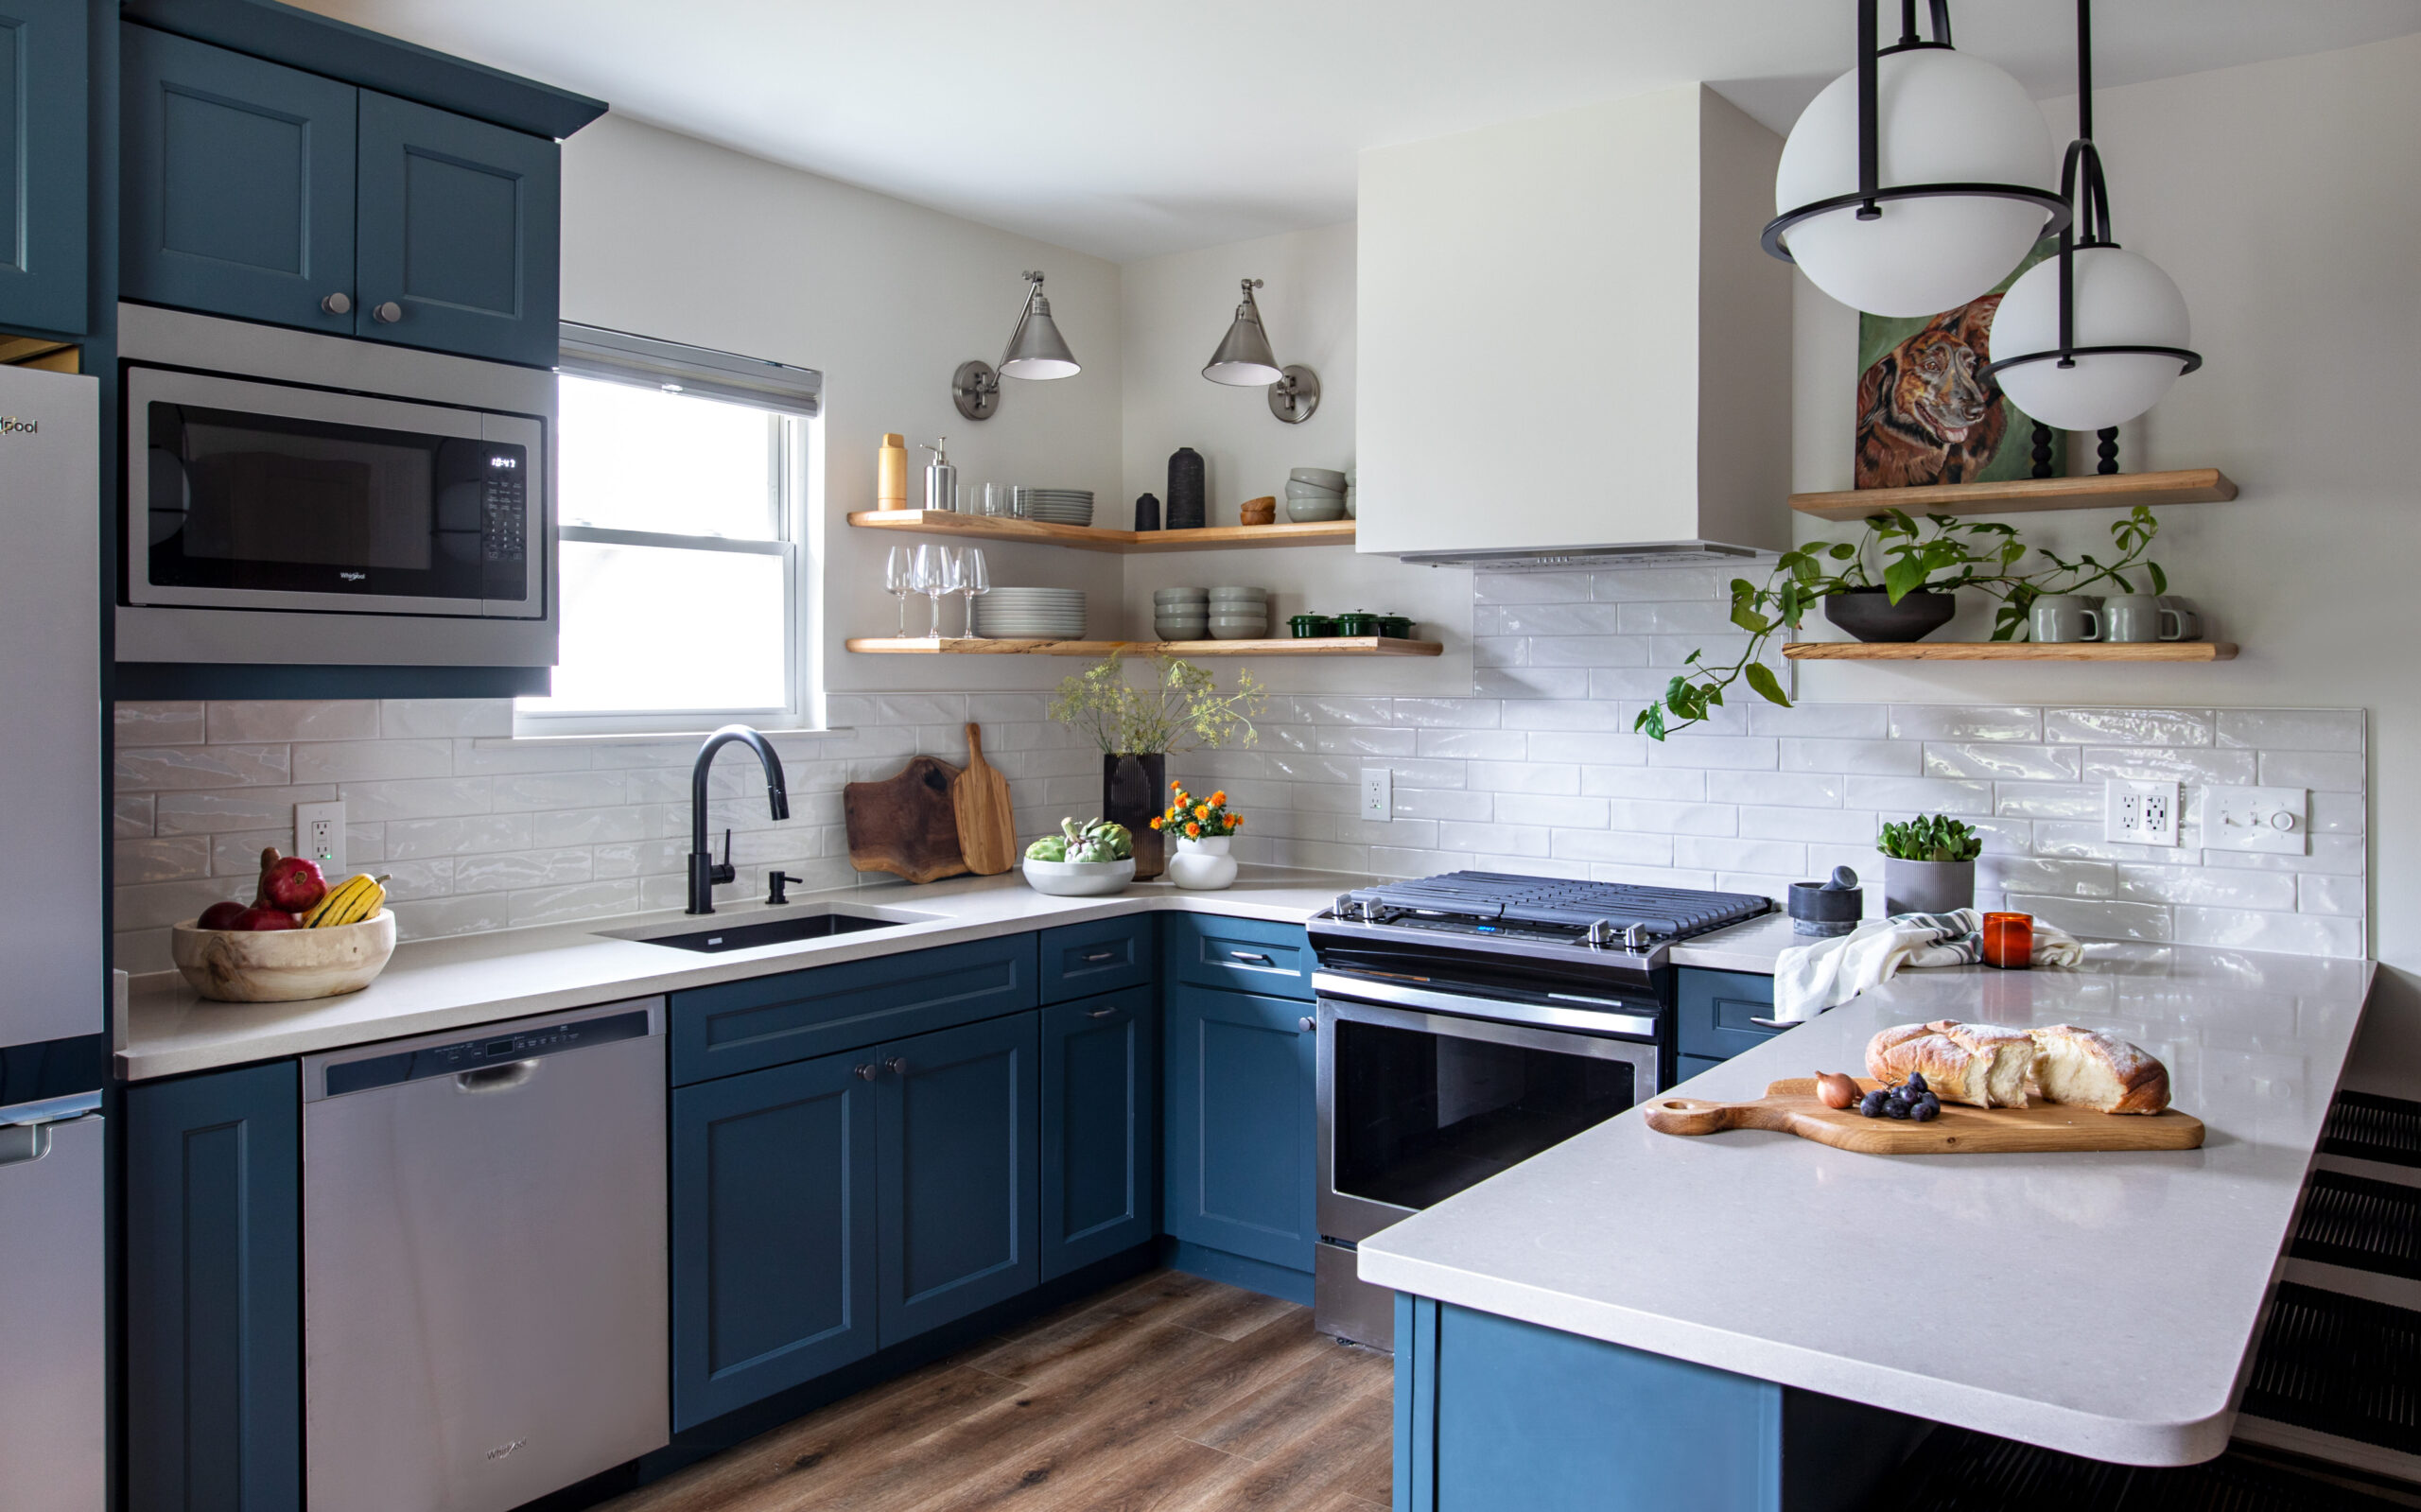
[604,1271,1393,1512]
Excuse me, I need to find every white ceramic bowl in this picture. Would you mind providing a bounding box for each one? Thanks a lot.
[1019,857,1136,896]
[170,911,398,1002]
[1286,496,1347,523]
[1289,467,1349,491]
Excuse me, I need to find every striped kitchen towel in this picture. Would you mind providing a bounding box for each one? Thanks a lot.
[1771,908,2082,1024]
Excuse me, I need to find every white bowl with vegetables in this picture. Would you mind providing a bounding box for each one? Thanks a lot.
[1019,818,1137,896]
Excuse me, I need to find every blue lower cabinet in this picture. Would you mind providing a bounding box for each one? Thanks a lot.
[1163,982,1316,1275]
[878,1011,1039,1347]
[1676,967,1782,1064]
[0,0,90,334]
[1676,1052,1724,1086]
[670,1049,880,1431]
[126,1061,303,1512]
[1039,990,1157,1280]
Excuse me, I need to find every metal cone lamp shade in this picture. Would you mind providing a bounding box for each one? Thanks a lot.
[1202,280,1285,387]
[999,271,1080,380]
[1767,0,2067,318]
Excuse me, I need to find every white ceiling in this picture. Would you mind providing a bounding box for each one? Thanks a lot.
[302,0,2421,262]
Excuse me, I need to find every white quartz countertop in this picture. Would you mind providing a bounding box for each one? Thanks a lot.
[1663,910,1802,972]
[1354,945,2378,1467]
[119,867,1372,1082]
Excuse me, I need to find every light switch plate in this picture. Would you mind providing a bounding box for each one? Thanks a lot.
[1361,767,1393,821]
[2104,779,2180,846]
[296,800,345,874]
[2203,785,2308,854]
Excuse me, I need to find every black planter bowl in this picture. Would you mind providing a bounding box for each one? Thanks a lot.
[1822,587,1957,643]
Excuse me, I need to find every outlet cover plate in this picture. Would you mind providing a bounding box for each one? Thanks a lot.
[2104,779,2180,847]
[2203,785,2308,854]
[296,800,345,874]
[1361,767,1393,821]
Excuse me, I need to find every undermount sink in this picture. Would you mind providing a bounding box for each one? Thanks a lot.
[605,909,913,955]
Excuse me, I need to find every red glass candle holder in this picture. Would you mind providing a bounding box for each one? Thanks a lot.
[1982,912,2034,970]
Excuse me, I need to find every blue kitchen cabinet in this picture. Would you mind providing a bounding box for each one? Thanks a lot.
[1676,967,1782,1065]
[1039,989,1158,1281]
[121,22,358,336]
[353,88,559,366]
[0,0,89,334]
[126,1060,303,1512]
[669,1048,880,1431]
[1163,979,1317,1280]
[878,1010,1040,1346]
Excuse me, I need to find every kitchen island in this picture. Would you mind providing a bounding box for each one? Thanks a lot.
[1358,945,2377,1511]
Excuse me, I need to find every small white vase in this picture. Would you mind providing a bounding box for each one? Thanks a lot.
[1167,835,1238,891]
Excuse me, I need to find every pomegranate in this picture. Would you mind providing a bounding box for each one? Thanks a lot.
[235,907,302,931]
[261,855,328,912]
[197,900,248,930]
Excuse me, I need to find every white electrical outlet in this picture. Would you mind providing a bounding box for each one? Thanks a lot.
[2203,785,2308,854]
[1361,767,1393,821]
[296,801,345,874]
[2103,779,2180,846]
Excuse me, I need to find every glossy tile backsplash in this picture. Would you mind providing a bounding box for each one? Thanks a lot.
[109,568,2369,974]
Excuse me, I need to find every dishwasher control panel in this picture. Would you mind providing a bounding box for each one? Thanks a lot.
[323,1009,653,1098]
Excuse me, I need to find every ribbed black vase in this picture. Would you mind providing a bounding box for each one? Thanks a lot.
[1166,447,1205,530]
[1104,753,1166,879]
[1134,492,1161,531]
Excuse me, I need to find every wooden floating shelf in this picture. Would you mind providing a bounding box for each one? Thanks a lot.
[1784,641,2237,662]
[845,635,1441,658]
[1789,468,2238,522]
[847,510,1355,553]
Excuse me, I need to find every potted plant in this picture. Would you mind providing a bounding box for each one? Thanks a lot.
[1048,652,1265,879]
[1877,814,1983,915]
[1157,785,1244,890]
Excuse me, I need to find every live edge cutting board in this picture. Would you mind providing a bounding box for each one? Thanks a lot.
[844,756,969,884]
[1645,1078,2204,1156]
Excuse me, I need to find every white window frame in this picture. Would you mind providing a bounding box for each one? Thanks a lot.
[515,324,826,739]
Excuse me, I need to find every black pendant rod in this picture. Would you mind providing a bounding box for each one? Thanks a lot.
[1857,0,1880,217]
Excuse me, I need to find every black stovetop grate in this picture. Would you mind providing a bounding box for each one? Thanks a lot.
[1343,871,1771,938]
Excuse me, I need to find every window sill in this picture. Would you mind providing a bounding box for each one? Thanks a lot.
[484,725,849,748]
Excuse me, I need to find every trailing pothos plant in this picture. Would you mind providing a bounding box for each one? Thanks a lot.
[1635,505,2168,740]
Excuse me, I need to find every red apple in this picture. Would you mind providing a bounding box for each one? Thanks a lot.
[197,900,248,930]
[235,907,302,931]
[261,856,327,913]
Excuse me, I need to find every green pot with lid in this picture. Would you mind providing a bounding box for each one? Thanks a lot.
[1286,613,1336,638]
[1333,611,1378,637]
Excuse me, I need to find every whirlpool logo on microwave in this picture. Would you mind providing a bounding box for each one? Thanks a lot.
[0,416,37,435]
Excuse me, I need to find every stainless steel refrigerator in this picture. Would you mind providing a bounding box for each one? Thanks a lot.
[0,364,109,1512]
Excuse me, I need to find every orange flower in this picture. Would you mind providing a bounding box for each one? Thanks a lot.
[1149,816,1163,829]
[1171,779,1182,791]
[1185,821,1201,837]
[1193,804,1210,820]
[1229,813,1242,829]
[1210,791,1227,807]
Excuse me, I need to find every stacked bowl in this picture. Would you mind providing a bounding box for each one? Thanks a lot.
[974,587,1086,640]
[1153,587,1209,641]
[1014,488,1094,527]
[1208,585,1269,640]
[1285,468,1348,523]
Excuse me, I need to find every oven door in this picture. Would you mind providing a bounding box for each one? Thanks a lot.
[126,365,542,619]
[1315,985,1660,1246]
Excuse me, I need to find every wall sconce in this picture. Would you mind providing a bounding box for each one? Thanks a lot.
[1201,278,1320,424]
[953,270,1080,421]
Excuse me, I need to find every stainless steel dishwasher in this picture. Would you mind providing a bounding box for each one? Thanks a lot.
[304,999,669,1512]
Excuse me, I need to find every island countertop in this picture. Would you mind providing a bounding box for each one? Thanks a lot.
[1354,944,2377,1467]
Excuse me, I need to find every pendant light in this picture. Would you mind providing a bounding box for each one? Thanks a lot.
[1982,0,2200,432]
[1201,278,1321,424]
[1767,0,2070,318]
[952,270,1080,421]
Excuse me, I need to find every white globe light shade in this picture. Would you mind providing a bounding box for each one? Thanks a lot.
[1775,47,2058,318]
[1990,245,2193,430]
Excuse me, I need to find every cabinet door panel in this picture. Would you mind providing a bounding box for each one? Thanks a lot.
[0,0,88,334]
[878,1012,1037,1346]
[1040,991,1157,1280]
[1163,983,1315,1273]
[355,90,557,366]
[121,24,357,332]
[126,1061,303,1512]
[1676,967,1781,1064]
[671,1051,879,1430]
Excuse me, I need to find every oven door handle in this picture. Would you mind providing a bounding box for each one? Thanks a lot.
[1314,975,1661,1047]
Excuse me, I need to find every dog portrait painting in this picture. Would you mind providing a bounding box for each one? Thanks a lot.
[1853,242,2061,490]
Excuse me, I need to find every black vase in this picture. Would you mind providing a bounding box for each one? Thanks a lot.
[1823,586,1958,643]
[1104,753,1167,879]
[1166,448,1205,530]
[1134,492,1161,531]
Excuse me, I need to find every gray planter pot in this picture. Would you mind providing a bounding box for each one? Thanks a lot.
[1882,857,1975,916]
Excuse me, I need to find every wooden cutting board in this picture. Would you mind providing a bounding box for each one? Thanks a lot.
[844,756,969,883]
[951,723,1016,876]
[1644,1078,2204,1156]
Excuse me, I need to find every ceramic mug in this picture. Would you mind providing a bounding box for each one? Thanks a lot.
[2103,594,2186,643]
[2029,594,2102,644]
[2156,595,2203,641]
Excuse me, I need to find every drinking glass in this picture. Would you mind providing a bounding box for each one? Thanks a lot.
[883,545,914,636]
[982,483,1013,518]
[957,548,990,637]
[912,544,952,639]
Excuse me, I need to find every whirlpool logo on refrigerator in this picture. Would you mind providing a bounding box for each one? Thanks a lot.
[485,1437,529,1463]
[0,416,38,435]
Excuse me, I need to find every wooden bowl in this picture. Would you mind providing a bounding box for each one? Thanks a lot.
[170,912,398,1002]
[1239,496,1277,526]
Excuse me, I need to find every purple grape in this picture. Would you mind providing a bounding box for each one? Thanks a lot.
[1858,1089,1890,1118]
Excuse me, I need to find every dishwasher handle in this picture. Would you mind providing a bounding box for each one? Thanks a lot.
[455,1060,539,1094]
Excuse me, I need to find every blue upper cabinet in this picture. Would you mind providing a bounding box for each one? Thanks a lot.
[122,22,358,335]
[0,0,90,335]
[1163,980,1317,1275]
[353,89,558,367]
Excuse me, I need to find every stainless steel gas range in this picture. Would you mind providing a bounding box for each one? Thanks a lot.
[1307,872,1771,1349]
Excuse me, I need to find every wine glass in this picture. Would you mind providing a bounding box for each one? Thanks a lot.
[912,543,952,639]
[883,545,914,636]
[957,548,990,638]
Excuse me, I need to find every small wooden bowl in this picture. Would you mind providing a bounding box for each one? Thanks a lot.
[170,912,398,1002]
[1239,496,1277,526]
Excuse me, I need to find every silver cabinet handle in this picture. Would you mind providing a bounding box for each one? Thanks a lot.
[1749,1017,1798,1031]
[1229,950,1273,965]
[1081,950,1117,963]
[455,1060,538,1094]
[372,301,404,323]
[1298,1017,1315,1033]
[854,1063,879,1081]
[1086,1007,1121,1019]
[885,1056,909,1076]
[321,291,353,315]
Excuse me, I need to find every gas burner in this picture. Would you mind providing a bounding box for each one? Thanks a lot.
[1332,871,1770,945]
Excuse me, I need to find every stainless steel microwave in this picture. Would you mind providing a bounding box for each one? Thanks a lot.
[116,304,557,669]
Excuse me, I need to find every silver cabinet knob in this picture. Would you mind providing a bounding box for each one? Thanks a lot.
[321,292,353,315]
[1298,1017,1315,1033]
[372,301,404,324]
[853,1063,878,1081]
[884,1056,909,1077]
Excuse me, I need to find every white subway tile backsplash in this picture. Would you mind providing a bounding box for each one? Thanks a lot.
[1389,788,1494,822]
[1548,829,1676,866]
[1580,765,1707,801]
[2297,874,2363,916]
[338,776,496,822]
[291,739,455,784]
[1603,800,1737,836]
[207,701,382,743]
[1390,698,1502,729]
[2216,709,2364,752]
[1887,706,2040,742]
[379,699,514,739]
[1465,761,1579,795]
[2257,750,2363,793]
[454,848,596,895]
[113,794,154,838]
[2080,746,2258,785]
[1980,856,2116,898]
[1779,739,1921,775]
[154,785,338,834]
[1528,732,1646,766]
[2174,906,2361,959]
[1417,729,1527,760]
[2041,708,2214,747]
[1843,775,1994,816]
[2020,896,2175,943]
[116,702,207,747]
[1673,835,1806,876]
[1705,771,1845,808]
[2112,864,2297,911]
[1646,736,1777,771]
[1748,703,1889,739]
[1476,668,1593,701]
[115,743,292,791]
[491,772,629,811]
[1735,807,1878,843]
[1994,783,2104,820]
[1492,793,1611,828]
[114,836,212,884]
[1923,743,2081,782]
